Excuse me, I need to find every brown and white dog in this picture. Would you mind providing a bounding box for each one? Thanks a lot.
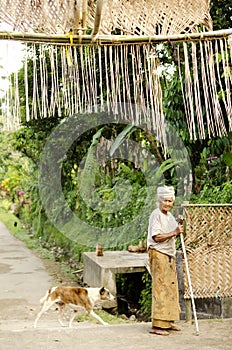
[33,286,115,328]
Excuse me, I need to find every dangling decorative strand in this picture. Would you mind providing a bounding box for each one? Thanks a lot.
[192,41,205,139]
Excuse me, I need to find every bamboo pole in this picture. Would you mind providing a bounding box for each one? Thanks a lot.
[92,0,104,39]
[177,213,199,336]
[73,0,81,34]
[82,0,88,34]
[180,232,199,336]
[0,28,232,45]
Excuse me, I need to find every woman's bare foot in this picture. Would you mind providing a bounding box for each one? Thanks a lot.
[149,327,169,336]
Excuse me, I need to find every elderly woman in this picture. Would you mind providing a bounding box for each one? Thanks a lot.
[147,185,184,336]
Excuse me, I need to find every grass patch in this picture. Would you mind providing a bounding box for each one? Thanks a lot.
[72,310,133,325]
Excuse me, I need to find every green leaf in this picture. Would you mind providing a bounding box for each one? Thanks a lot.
[109,124,137,157]
[223,152,232,168]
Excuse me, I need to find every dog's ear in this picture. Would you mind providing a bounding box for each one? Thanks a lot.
[99,287,105,295]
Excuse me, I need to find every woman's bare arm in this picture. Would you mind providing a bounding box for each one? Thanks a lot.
[153,224,184,243]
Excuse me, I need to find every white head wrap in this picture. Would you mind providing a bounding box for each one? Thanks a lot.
[157,185,175,200]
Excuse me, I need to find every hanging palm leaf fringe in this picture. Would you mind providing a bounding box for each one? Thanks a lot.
[1,37,232,143]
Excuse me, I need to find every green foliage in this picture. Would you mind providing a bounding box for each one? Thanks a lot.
[139,271,152,319]
[109,124,137,157]
[0,130,32,203]
[193,134,232,193]
[11,117,62,162]
[75,166,147,229]
[191,180,232,204]
[210,0,232,30]
[223,152,232,168]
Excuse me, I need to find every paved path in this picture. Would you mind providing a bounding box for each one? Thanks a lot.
[0,221,232,350]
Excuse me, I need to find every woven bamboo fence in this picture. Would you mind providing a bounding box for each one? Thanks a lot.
[182,204,232,299]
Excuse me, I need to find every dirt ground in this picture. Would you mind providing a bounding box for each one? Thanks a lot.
[0,221,232,350]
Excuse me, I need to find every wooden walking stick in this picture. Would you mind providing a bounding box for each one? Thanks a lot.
[177,215,199,336]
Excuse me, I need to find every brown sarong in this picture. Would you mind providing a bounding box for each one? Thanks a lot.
[149,249,180,328]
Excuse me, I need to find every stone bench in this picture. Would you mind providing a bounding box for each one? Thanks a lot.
[83,250,148,296]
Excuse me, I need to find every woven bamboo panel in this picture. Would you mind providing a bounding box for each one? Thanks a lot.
[182,204,232,299]
[99,0,212,36]
[0,0,212,35]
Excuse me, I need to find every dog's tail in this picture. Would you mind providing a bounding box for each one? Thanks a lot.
[39,288,51,305]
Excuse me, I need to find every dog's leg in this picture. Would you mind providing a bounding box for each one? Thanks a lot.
[33,299,57,328]
[89,310,109,326]
[58,303,66,327]
[69,310,78,328]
